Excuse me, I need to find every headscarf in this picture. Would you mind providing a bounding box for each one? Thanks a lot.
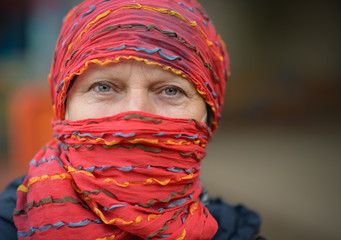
[49,0,229,130]
[14,0,230,239]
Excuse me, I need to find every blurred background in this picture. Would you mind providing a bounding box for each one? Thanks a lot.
[0,0,340,239]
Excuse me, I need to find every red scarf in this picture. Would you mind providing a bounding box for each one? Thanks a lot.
[48,0,229,130]
[14,112,217,239]
[15,0,230,238]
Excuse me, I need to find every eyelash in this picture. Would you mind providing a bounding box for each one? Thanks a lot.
[160,86,186,96]
[90,82,187,97]
[90,82,115,93]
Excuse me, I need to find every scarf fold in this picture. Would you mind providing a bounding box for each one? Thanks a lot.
[14,111,218,239]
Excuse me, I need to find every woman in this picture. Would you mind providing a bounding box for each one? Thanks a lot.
[0,0,263,239]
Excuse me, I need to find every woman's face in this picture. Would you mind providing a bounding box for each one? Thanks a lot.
[65,61,207,122]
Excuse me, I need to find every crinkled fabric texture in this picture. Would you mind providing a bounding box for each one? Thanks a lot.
[2,176,263,240]
[14,0,237,239]
[49,0,229,131]
[14,112,219,239]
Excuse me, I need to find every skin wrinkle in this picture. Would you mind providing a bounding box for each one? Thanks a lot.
[57,56,217,123]
[65,61,207,122]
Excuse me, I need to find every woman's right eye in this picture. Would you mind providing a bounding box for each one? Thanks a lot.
[95,84,112,92]
[90,82,114,93]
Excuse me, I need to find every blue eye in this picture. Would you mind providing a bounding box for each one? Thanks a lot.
[95,84,111,92]
[164,87,178,96]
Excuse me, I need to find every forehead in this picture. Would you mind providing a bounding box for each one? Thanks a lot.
[71,60,195,86]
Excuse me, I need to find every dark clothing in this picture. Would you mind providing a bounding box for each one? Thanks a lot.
[0,176,26,240]
[0,176,263,240]
[207,199,264,240]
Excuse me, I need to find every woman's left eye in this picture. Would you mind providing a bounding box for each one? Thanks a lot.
[164,87,178,96]
[162,86,186,97]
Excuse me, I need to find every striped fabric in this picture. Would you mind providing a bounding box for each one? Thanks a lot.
[49,0,229,130]
[15,0,229,239]
[15,112,217,239]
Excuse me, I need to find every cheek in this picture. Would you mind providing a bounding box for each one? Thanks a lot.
[155,98,207,122]
[65,98,89,120]
[66,95,113,120]
[191,99,207,122]
[69,103,125,121]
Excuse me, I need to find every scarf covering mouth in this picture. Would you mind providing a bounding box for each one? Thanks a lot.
[14,111,217,239]
[49,0,229,131]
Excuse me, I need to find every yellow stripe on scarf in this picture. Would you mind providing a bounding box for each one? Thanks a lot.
[104,173,194,187]
[71,135,201,146]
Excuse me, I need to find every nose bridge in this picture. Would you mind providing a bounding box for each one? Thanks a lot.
[121,87,154,114]
[119,62,155,114]
[127,89,147,111]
